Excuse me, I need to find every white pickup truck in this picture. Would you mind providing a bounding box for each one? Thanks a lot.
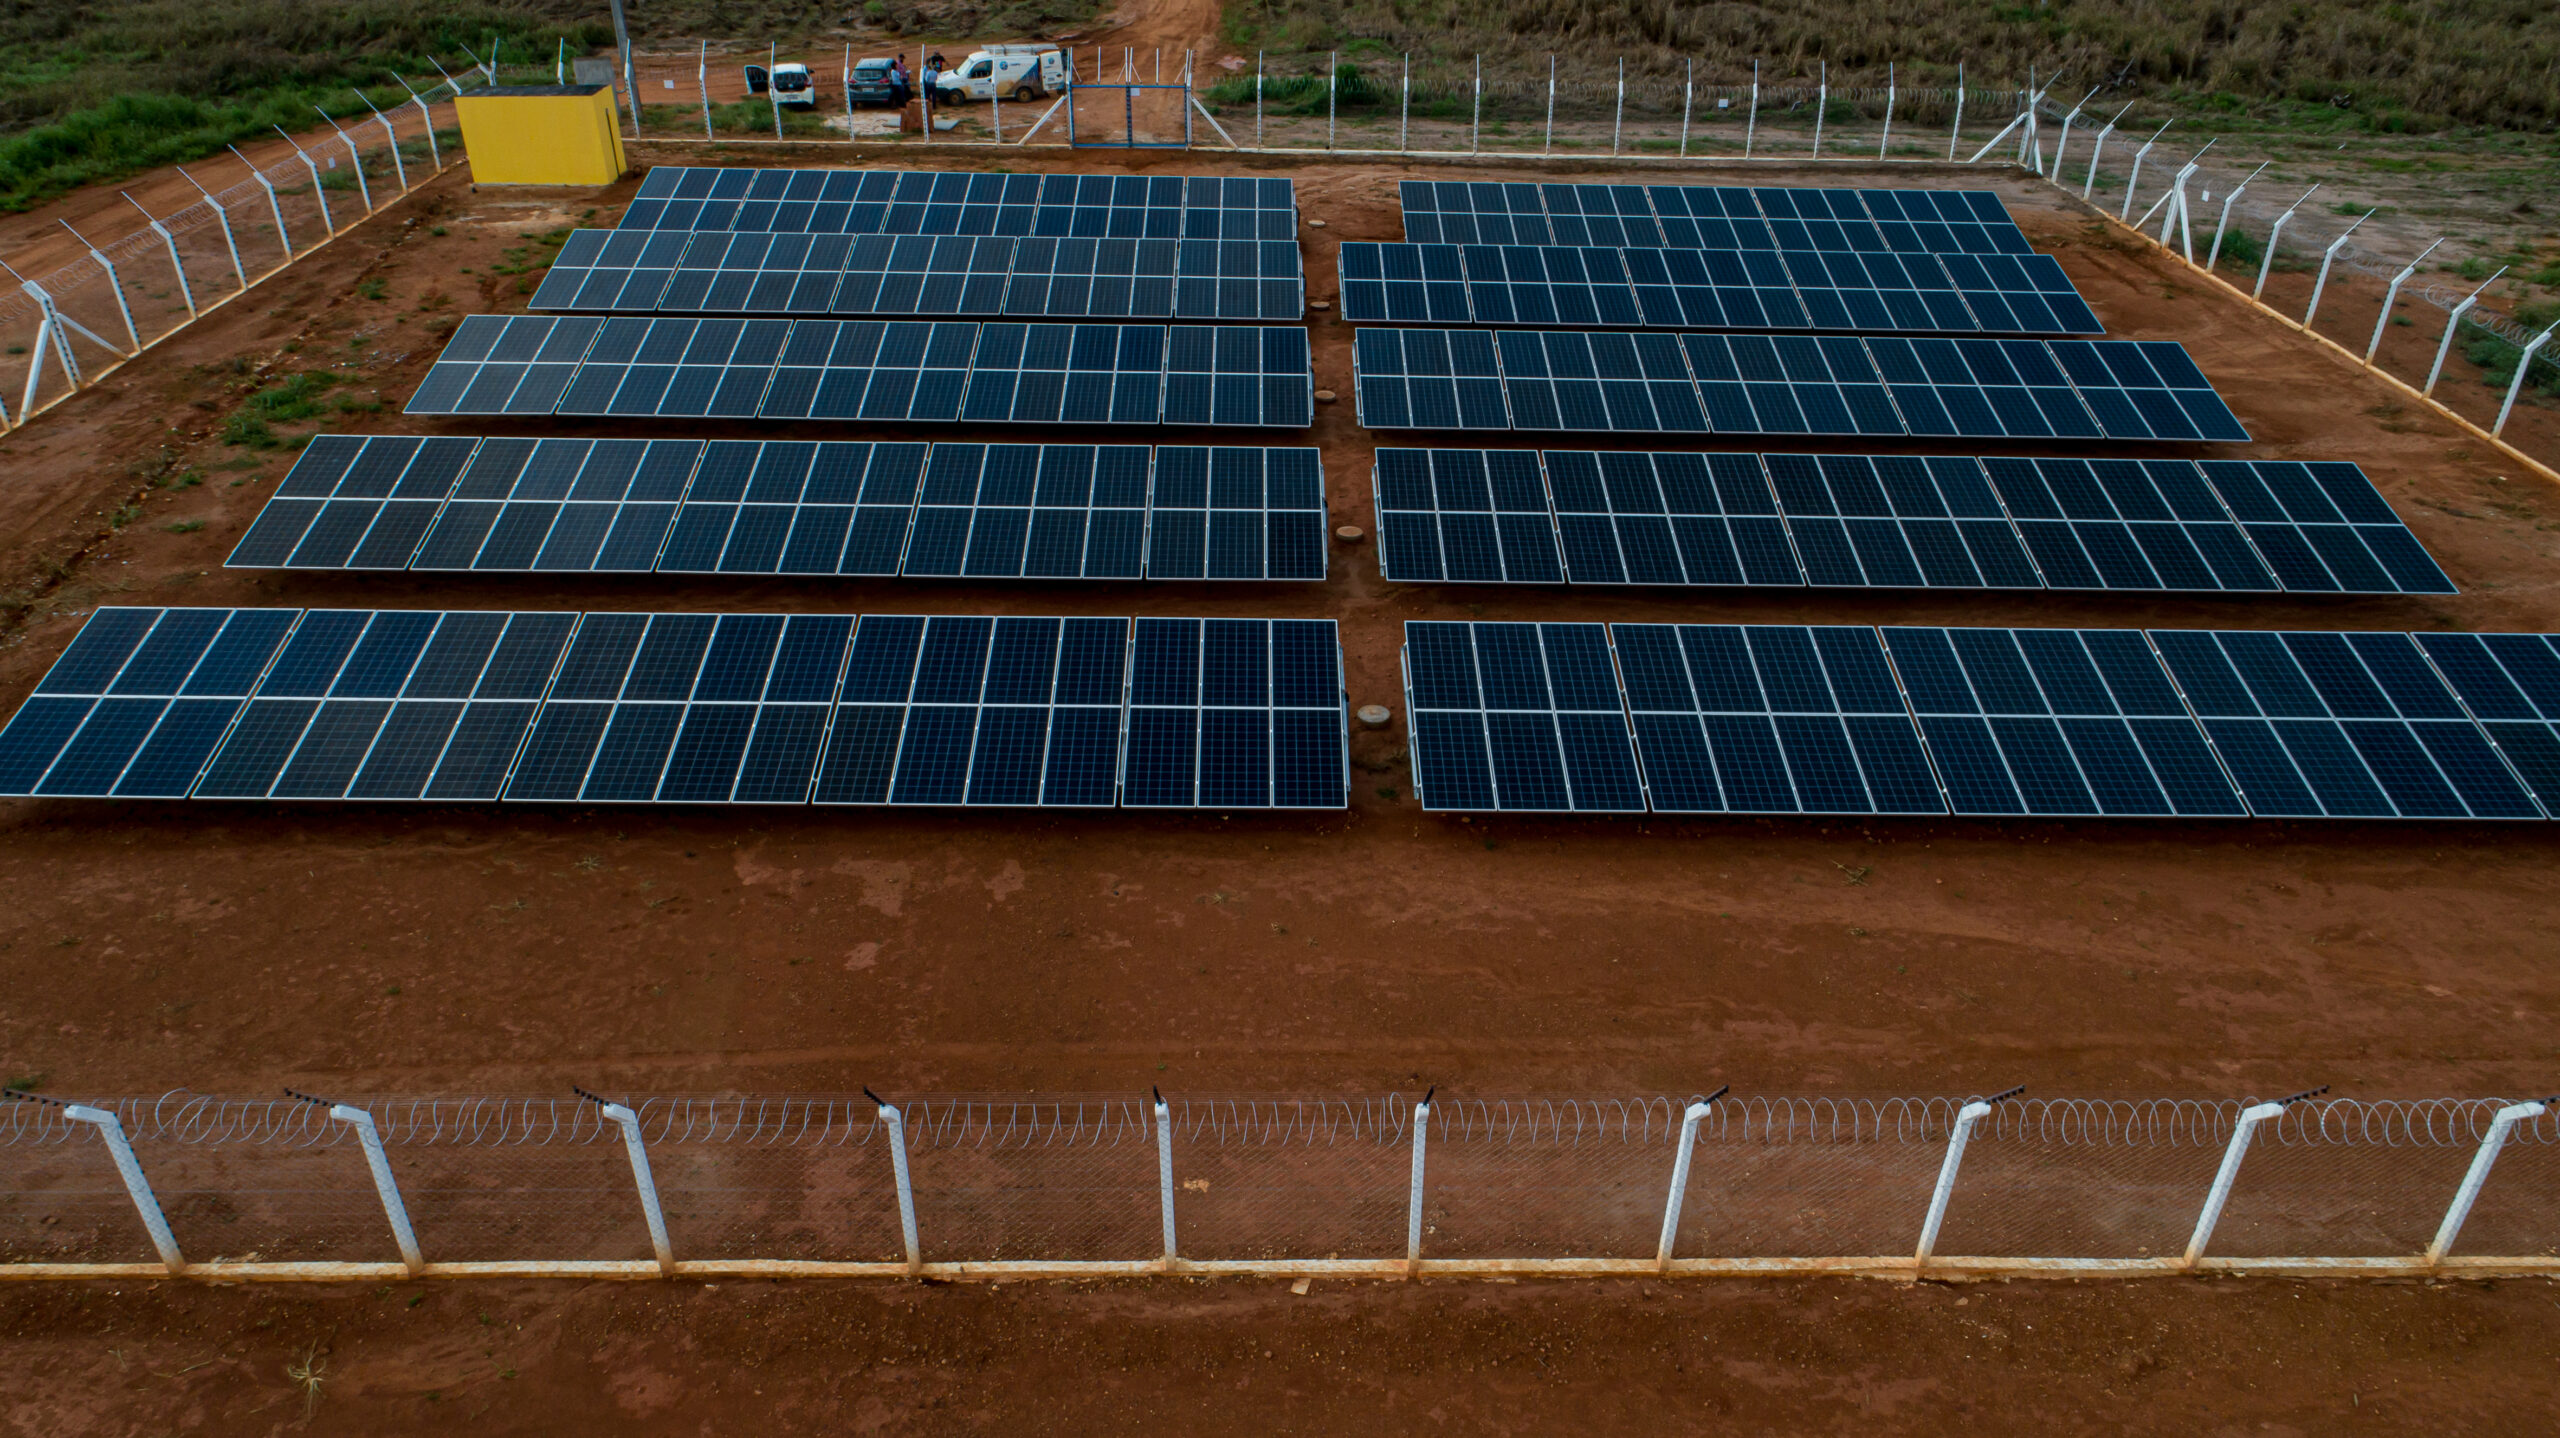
[932,45,1067,103]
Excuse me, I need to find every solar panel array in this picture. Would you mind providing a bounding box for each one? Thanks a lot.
[0,608,1349,809]
[228,436,1330,581]
[1402,621,2560,819]
[532,231,1305,322]
[1370,449,2451,595]
[407,315,1316,428]
[620,169,1299,240]
[1339,242,2099,335]
[1399,182,2032,255]
[1351,329,2248,441]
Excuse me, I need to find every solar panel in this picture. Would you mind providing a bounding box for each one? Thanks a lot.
[2411,633,2560,816]
[2151,630,2544,820]
[1401,182,2034,256]
[1120,618,1349,808]
[1340,241,2100,335]
[0,609,1350,809]
[1350,329,2248,441]
[1369,450,2432,594]
[617,168,1298,242]
[1611,624,1945,814]
[536,226,1303,321]
[1400,622,1646,811]
[411,318,1316,428]
[233,438,1328,582]
[2197,460,2456,593]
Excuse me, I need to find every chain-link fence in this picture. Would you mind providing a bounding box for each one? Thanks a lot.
[3,1092,2553,1278]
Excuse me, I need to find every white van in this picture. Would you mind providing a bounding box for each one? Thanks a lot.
[933,45,1068,103]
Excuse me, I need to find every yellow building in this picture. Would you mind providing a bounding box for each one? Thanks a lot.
[454,84,628,186]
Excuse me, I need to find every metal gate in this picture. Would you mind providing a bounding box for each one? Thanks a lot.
[1067,81,1192,147]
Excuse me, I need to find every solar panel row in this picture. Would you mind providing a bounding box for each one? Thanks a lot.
[533,231,1305,322]
[620,168,1298,240]
[228,436,1331,581]
[0,608,1349,809]
[1399,181,2031,256]
[1339,241,2100,336]
[1352,328,2248,441]
[1371,449,2451,595]
[1402,621,2560,820]
[406,315,1317,428]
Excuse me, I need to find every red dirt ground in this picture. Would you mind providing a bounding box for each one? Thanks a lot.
[0,143,2556,1433]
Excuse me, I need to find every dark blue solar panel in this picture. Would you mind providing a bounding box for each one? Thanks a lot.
[1123,618,1346,808]
[1401,622,1644,812]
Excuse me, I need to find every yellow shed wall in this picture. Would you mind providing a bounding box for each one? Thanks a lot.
[455,89,627,185]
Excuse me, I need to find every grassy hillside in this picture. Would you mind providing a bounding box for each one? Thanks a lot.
[1226,0,2560,132]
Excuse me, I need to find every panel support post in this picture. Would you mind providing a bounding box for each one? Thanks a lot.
[1916,1086,2021,1273]
[2254,185,2320,301]
[582,1091,674,1276]
[2185,1088,2325,1270]
[875,1094,922,1274]
[1154,1091,1178,1268]
[2367,239,2445,364]
[1404,1090,1434,1276]
[2303,210,2372,329]
[2496,322,2559,437]
[2427,269,2506,396]
[54,1102,186,1275]
[2428,1100,2551,1265]
[1654,1087,1726,1271]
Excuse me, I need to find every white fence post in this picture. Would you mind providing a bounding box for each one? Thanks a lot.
[11,1096,187,1274]
[2303,210,2372,328]
[1946,61,1963,160]
[358,94,409,192]
[7,273,82,419]
[1654,1086,1726,1271]
[1810,60,1825,158]
[1472,55,1482,154]
[1399,53,1410,153]
[2254,185,2320,301]
[275,127,335,235]
[1545,55,1557,154]
[394,77,443,171]
[2367,239,2445,364]
[2497,322,2559,437]
[1155,1090,1178,1267]
[2185,1088,2325,1270]
[313,108,373,213]
[871,1089,922,1273]
[1255,51,1264,149]
[2427,268,2507,395]
[120,193,195,320]
[1612,57,1625,156]
[174,167,246,288]
[56,221,140,354]
[2119,121,2171,221]
[2206,160,2271,272]
[1327,50,1337,150]
[1877,63,1894,158]
[292,1090,424,1276]
[579,1092,675,1275]
[1744,59,1758,159]
[2428,1099,2552,1265]
[2081,102,2129,199]
[1915,1086,2021,1271]
[1404,1089,1434,1275]
[2049,86,2094,179]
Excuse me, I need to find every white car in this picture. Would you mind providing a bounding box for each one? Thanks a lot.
[933,46,1067,103]
[746,61,819,109]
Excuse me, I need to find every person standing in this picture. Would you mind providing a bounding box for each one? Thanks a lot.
[921,53,941,102]
[890,53,910,108]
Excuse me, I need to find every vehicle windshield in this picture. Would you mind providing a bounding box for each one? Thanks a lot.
[853,60,891,75]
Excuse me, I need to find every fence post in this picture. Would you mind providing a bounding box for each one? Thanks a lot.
[1404,1089,1434,1276]
[1545,55,1556,155]
[2254,185,2320,301]
[7,274,83,418]
[2048,87,2093,180]
[2496,322,2559,437]
[309,108,373,214]
[14,1096,187,1274]
[1744,59,1758,159]
[580,1090,674,1276]
[393,78,443,172]
[56,221,140,355]
[274,128,334,235]
[119,193,196,320]
[2303,210,2372,329]
[1947,61,1963,160]
[1679,59,1693,157]
[357,94,409,192]
[1876,63,1893,158]
[291,1091,424,1276]
[2119,121,2170,221]
[174,167,248,290]
[1255,51,1264,149]
[2081,103,2129,199]
[2367,239,2445,364]
[2428,1099,2552,1265]
[2184,1088,2325,1270]
[770,42,784,140]
[608,0,640,132]
[871,1090,922,1273]
[1914,1087,2022,1272]
[1154,1089,1178,1267]
[1327,50,1337,150]
[1654,1086,1726,1271]
[1810,60,1825,158]
[2205,160,2270,272]
[1396,53,1408,153]
[2427,268,2507,395]
[1472,55,1482,154]
[1612,57,1625,156]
